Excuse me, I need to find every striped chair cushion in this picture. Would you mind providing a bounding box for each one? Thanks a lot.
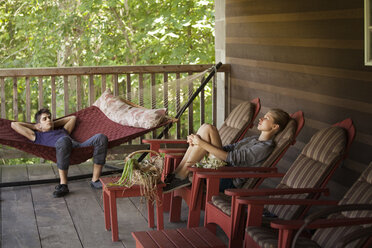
[246,164,372,248]
[247,218,365,248]
[339,163,372,218]
[240,118,297,189]
[311,163,372,247]
[218,101,254,146]
[246,226,320,248]
[266,126,347,220]
[211,119,298,215]
[311,217,365,248]
[211,194,279,227]
[211,193,232,216]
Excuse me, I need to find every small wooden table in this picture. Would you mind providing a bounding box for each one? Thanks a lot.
[100,177,165,242]
[132,227,226,248]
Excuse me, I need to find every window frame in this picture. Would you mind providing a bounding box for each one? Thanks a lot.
[365,0,372,65]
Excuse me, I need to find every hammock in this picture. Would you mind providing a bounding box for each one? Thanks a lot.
[0,62,222,187]
[0,106,173,165]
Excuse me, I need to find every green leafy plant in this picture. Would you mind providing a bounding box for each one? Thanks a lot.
[108,150,164,203]
[194,154,227,169]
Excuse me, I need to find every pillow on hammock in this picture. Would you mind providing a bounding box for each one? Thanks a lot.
[93,89,166,129]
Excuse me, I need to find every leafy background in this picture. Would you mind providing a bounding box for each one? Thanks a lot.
[0,0,215,164]
[1,0,215,67]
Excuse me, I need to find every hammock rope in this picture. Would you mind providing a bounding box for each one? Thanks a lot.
[127,68,210,113]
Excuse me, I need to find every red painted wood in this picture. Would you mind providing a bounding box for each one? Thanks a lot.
[108,190,119,241]
[169,193,182,222]
[192,227,227,248]
[159,148,187,154]
[272,217,372,230]
[147,230,176,248]
[142,139,188,154]
[132,231,159,248]
[132,228,226,248]
[227,188,330,198]
[202,111,305,247]
[103,190,111,231]
[100,177,164,242]
[177,228,210,247]
[144,98,263,228]
[163,229,194,248]
[162,153,184,212]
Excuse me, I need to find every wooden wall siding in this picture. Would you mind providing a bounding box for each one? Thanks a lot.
[225,0,372,193]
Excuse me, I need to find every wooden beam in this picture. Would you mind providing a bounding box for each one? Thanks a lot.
[0,64,229,77]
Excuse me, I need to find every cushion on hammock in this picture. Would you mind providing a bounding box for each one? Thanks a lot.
[94,89,166,129]
[0,106,170,165]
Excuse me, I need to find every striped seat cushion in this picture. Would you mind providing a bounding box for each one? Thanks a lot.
[246,164,372,248]
[211,119,298,215]
[311,163,372,247]
[266,126,347,220]
[211,193,232,216]
[247,226,320,248]
[218,101,254,146]
[211,193,278,227]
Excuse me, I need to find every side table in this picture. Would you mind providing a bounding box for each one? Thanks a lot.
[100,176,165,241]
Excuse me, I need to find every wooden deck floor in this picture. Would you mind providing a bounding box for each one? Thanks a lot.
[0,162,228,248]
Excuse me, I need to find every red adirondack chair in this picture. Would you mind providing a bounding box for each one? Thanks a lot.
[143,98,261,212]
[129,163,371,248]
[168,110,304,229]
[200,118,355,247]
[246,162,372,248]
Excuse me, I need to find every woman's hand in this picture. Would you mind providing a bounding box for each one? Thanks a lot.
[187,135,194,146]
[188,134,203,146]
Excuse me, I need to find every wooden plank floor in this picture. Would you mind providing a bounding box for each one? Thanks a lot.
[0,162,228,248]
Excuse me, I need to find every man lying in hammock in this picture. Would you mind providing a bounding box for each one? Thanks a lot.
[11,108,108,198]
[163,108,290,193]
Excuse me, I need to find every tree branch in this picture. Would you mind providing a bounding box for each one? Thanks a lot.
[110,6,137,64]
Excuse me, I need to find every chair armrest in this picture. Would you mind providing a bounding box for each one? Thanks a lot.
[142,139,188,152]
[269,204,372,248]
[226,187,330,197]
[188,166,278,173]
[236,197,337,206]
[303,203,372,224]
[338,226,372,247]
[196,171,285,179]
[142,139,188,145]
[270,217,372,230]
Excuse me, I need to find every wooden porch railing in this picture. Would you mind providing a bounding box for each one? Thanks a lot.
[0,64,230,160]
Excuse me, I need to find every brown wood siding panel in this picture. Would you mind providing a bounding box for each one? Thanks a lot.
[226,44,366,70]
[226,37,363,50]
[229,63,372,104]
[226,19,363,40]
[226,0,361,17]
[226,9,363,23]
[228,57,372,84]
[230,83,372,137]
[229,86,372,166]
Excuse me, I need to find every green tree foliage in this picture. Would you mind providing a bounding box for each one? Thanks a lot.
[0,0,215,67]
[0,0,215,165]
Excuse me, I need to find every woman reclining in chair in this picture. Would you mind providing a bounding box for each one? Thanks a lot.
[163,108,290,193]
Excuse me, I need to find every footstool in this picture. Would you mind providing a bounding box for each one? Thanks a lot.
[132,227,226,248]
